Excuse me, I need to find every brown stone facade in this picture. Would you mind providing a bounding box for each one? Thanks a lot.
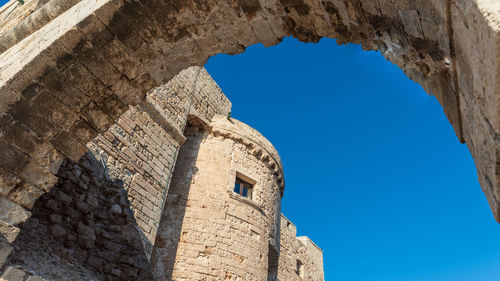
[0,67,324,280]
[151,115,286,280]
[279,215,324,281]
[87,66,231,257]
[1,0,498,279]
[0,2,499,274]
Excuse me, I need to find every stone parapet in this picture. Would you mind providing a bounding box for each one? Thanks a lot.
[278,214,324,281]
[210,114,285,195]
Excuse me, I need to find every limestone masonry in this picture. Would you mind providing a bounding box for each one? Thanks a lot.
[0,0,499,279]
[0,66,324,280]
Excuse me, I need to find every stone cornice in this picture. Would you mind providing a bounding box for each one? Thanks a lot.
[136,101,187,146]
[209,117,285,196]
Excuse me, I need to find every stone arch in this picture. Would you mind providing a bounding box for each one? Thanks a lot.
[0,0,498,270]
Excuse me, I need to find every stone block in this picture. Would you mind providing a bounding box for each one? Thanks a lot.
[0,197,29,226]
[8,100,59,140]
[31,89,80,131]
[398,10,424,39]
[37,67,90,111]
[70,119,99,145]
[0,241,12,269]
[100,94,129,120]
[80,102,115,133]
[51,131,88,162]
[8,183,46,209]
[111,77,146,106]
[0,86,20,117]
[0,220,20,244]
[65,62,111,100]
[1,123,38,156]
[72,39,122,87]
[100,39,141,80]
[77,14,113,49]
[0,266,25,281]
[0,168,20,197]
[0,140,29,174]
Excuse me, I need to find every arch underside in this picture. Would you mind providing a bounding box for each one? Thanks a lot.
[0,0,499,274]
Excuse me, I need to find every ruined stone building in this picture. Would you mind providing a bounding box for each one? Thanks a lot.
[0,0,499,280]
[0,66,324,280]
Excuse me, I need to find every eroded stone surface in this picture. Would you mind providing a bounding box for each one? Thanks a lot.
[150,116,286,280]
[0,0,498,279]
[279,215,324,281]
[6,154,154,281]
[0,0,498,228]
[2,68,324,280]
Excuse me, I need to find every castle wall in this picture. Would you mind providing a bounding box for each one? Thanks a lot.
[0,65,325,281]
[87,66,231,256]
[151,115,284,281]
[278,215,324,281]
[5,153,156,281]
[0,0,500,269]
[1,67,231,280]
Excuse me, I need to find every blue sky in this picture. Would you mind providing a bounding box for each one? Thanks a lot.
[205,37,500,281]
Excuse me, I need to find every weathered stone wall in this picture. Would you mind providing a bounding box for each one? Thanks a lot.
[278,215,324,281]
[0,0,499,262]
[0,0,50,37]
[0,0,497,278]
[88,66,231,256]
[5,153,154,281]
[0,66,232,278]
[0,63,324,280]
[151,115,285,280]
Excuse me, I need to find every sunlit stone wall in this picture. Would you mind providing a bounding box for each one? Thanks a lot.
[278,215,325,281]
[151,115,285,280]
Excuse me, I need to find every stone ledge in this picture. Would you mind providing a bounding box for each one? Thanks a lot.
[227,190,265,216]
[136,101,187,146]
[0,0,83,54]
[297,236,323,253]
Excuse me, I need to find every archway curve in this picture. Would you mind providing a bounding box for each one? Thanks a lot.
[204,38,500,280]
[0,0,499,267]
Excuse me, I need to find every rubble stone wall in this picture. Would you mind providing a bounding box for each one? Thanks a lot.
[0,64,325,280]
[278,215,324,281]
[0,66,231,279]
[4,153,155,281]
[151,115,285,281]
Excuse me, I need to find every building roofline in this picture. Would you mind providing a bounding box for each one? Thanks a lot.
[297,236,323,253]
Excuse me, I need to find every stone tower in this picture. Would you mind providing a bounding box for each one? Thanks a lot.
[0,67,323,280]
[151,115,286,280]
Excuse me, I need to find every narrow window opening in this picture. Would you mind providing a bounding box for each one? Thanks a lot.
[234,177,253,200]
[296,259,304,278]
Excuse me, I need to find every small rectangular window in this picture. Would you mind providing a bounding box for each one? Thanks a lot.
[234,177,253,200]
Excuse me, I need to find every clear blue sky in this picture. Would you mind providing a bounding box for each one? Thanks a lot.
[205,37,500,281]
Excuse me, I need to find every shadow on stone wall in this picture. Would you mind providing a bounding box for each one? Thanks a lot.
[6,152,154,281]
[267,243,279,281]
[151,125,203,280]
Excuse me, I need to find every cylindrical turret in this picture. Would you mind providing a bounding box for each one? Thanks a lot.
[152,115,284,280]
